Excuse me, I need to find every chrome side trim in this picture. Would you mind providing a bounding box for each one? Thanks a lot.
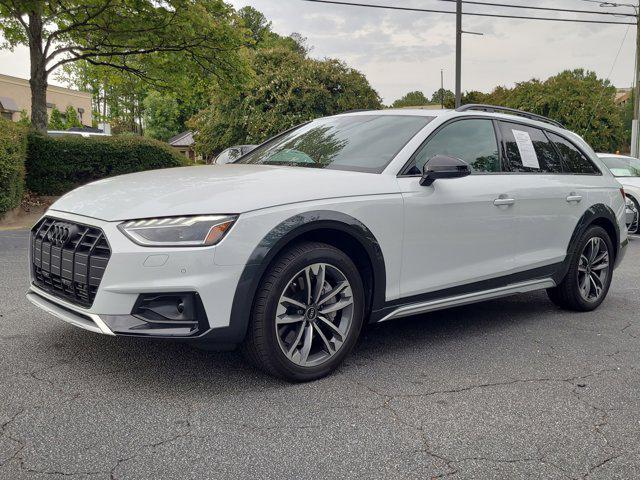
[378,278,556,323]
[26,286,115,335]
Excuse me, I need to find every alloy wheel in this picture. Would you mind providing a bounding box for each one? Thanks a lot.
[275,263,354,367]
[577,237,610,302]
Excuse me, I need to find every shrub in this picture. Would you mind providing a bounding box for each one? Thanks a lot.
[26,133,189,195]
[0,118,27,216]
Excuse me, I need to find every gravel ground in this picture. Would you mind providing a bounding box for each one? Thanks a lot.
[1,229,639,479]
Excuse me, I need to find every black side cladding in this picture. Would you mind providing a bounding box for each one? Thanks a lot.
[199,210,386,346]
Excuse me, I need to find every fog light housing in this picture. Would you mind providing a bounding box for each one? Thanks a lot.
[131,292,207,332]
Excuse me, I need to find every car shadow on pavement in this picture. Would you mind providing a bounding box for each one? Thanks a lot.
[35,290,558,390]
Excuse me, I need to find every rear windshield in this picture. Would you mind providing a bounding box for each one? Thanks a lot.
[235,115,434,173]
[600,155,640,177]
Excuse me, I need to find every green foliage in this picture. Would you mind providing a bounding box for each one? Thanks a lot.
[191,47,382,156]
[47,105,83,130]
[142,86,210,141]
[16,110,31,127]
[460,69,626,152]
[142,92,184,141]
[1,0,251,130]
[430,88,455,106]
[237,6,272,44]
[26,133,189,195]
[64,106,82,128]
[48,107,66,130]
[391,91,430,108]
[0,118,27,216]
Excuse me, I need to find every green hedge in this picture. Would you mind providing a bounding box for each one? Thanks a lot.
[0,119,27,216]
[26,133,189,195]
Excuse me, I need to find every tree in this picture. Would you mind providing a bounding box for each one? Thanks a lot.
[0,0,250,131]
[430,88,454,107]
[237,6,272,44]
[63,105,82,128]
[143,91,184,141]
[460,69,626,152]
[391,91,430,108]
[191,47,382,157]
[47,106,65,130]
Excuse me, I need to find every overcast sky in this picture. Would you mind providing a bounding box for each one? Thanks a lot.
[0,0,636,104]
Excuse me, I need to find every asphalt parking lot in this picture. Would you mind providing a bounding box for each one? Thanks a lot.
[1,229,639,480]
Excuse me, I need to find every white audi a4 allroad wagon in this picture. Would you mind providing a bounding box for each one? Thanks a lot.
[27,105,628,381]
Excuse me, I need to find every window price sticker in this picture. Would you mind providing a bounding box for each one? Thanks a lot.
[512,129,539,169]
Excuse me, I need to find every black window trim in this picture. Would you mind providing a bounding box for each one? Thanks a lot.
[240,114,435,174]
[544,129,602,176]
[398,114,602,177]
[397,115,504,177]
[498,119,565,175]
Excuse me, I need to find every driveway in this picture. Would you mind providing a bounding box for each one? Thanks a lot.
[1,229,639,479]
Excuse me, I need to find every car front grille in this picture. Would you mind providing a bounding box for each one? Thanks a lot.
[31,217,111,308]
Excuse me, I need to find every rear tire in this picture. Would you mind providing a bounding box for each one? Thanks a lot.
[546,225,614,312]
[243,241,365,382]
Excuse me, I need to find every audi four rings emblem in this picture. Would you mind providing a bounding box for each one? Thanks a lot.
[46,223,79,247]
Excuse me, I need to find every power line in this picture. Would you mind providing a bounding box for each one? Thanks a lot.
[300,0,636,24]
[577,0,636,8]
[434,0,636,17]
[584,23,632,135]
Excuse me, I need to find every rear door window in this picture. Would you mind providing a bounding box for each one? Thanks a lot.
[547,132,600,174]
[498,122,563,173]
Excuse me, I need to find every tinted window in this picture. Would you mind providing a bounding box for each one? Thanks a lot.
[499,122,562,173]
[547,132,599,174]
[236,115,434,173]
[215,147,241,165]
[600,155,640,177]
[407,119,500,174]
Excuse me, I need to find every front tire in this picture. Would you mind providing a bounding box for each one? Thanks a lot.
[546,225,614,311]
[243,241,365,382]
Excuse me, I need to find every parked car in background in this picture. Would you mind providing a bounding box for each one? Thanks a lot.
[598,153,640,234]
[47,130,109,138]
[27,106,628,382]
[625,197,639,234]
[212,144,257,165]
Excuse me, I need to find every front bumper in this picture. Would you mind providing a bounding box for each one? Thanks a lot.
[27,211,245,340]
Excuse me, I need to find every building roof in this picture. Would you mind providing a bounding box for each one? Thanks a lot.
[0,96,19,111]
[0,73,91,99]
[168,131,195,147]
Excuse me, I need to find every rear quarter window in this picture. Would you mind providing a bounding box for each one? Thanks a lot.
[547,132,600,175]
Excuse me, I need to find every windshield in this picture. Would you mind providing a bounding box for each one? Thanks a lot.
[235,115,434,173]
[600,155,640,177]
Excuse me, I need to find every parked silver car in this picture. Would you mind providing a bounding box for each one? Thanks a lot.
[212,145,257,165]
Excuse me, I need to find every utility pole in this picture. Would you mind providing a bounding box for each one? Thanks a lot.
[455,0,462,108]
[440,69,444,108]
[633,1,640,157]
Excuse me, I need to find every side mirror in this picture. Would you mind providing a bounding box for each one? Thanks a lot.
[420,155,471,186]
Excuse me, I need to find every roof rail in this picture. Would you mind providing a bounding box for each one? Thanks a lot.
[456,104,564,129]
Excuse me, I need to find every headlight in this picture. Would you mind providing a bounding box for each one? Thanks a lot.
[118,215,237,247]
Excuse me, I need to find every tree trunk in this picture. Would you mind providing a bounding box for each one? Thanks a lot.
[28,8,48,132]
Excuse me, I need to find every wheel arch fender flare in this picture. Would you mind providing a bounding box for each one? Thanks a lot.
[210,210,387,345]
[554,203,621,284]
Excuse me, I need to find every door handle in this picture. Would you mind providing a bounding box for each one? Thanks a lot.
[493,197,515,206]
[566,193,582,203]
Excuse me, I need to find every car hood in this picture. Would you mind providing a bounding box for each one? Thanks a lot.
[49,165,400,221]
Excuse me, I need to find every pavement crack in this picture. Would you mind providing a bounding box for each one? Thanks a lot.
[109,404,194,479]
[621,322,637,338]
[582,452,622,479]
